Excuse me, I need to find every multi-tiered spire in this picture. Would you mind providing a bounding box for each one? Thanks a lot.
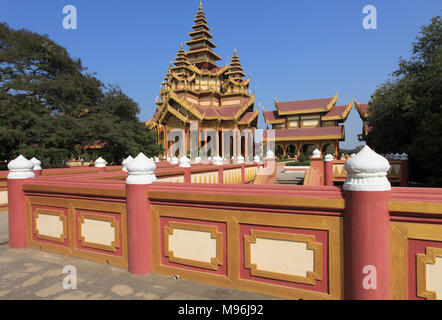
[185,1,221,70]
[170,43,189,75]
[226,49,246,80]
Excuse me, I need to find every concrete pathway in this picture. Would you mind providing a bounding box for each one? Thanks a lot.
[0,211,280,300]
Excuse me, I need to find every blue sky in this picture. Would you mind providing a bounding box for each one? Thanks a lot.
[1,0,440,148]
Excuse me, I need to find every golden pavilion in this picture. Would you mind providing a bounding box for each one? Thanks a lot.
[262,95,353,158]
[146,1,258,157]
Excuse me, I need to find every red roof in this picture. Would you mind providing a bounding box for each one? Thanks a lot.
[323,105,346,118]
[264,125,343,139]
[358,103,369,114]
[238,111,257,123]
[263,110,284,122]
[276,97,332,114]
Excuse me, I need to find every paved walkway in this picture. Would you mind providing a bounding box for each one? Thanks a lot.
[0,211,280,300]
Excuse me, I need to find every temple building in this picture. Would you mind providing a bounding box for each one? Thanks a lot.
[354,100,371,139]
[262,95,353,158]
[146,1,258,157]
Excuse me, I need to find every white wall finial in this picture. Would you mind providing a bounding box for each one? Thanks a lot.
[253,155,261,163]
[171,156,179,165]
[7,155,35,179]
[154,156,160,163]
[122,155,134,172]
[94,157,106,168]
[213,155,224,166]
[324,154,334,162]
[179,155,191,168]
[343,146,391,191]
[194,156,201,164]
[265,150,274,159]
[236,155,245,164]
[30,157,42,170]
[126,152,157,185]
[312,149,321,158]
[400,153,408,160]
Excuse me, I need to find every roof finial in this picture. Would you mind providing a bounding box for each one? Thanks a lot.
[199,0,203,10]
[234,48,237,56]
[180,42,183,50]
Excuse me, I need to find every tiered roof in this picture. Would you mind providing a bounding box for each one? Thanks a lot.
[263,94,353,124]
[226,49,246,79]
[354,100,371,134]
[146,1,256,130]
[171,44,189,70]
[185,1,221,69]
[262,94,351,141]
[354,100,369,119]
[275,94,337,115]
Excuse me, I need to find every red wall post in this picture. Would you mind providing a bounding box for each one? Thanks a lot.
[7,155,35,248]
[324,154,334,186]
[183,167,191,183]
[126,153,157,274]
[343,146,391,300]
[180,156,191,183]
[218,166,224,184]
[400,153,408,187]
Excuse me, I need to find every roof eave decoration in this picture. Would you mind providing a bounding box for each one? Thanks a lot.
[167,104,189,123]
[326,93,338,112]
[354,100,369,119]
[263,111,285,124]
[146,118,154,129]
[187,64,229,76]
[169,90,205,120]
[234,94,255,120]
[225,77,247,86]
[238,109,259,125]
[171,72,196,83]
[322,101,354,121]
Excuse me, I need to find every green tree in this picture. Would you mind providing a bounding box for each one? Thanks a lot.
[0,23,162,169]
[366,16,442,186]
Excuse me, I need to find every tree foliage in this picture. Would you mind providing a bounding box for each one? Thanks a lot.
[366,16,442,186]
[0,23,162,169]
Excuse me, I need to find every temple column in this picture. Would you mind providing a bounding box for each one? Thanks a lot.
[186,127,190,155]
[334,140,339,159]
[164,125,169,157]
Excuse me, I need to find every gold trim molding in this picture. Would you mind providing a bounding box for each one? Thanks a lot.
[416,247,442,300]
[244,229,322,285]
[77,212,120,252]
[164,221,223,270]
[33,208,67,244]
